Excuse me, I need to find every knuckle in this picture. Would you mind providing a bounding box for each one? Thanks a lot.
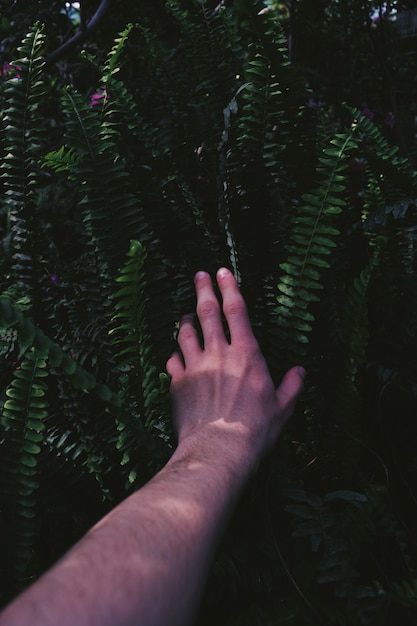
[197,298,219,320]
[223,298,246,318]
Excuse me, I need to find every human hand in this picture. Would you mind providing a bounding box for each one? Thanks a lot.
[166,268,304,470]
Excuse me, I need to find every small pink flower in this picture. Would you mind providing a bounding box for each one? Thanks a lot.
[89,88,108,107]
[1,63,22,79]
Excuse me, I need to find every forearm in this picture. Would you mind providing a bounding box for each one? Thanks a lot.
[0,438,253,626]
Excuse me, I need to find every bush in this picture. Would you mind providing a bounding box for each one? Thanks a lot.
[1,3,417,623]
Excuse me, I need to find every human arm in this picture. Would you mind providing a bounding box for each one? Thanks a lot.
[0,267,304,626]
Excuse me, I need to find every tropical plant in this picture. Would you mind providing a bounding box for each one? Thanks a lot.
[1,2,417,624]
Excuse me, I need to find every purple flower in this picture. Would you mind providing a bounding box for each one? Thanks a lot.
[1,63,22,79]
[50,273,59,286]
[89,88,108,107]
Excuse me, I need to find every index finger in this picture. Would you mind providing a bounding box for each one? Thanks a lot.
[216,267,256,347]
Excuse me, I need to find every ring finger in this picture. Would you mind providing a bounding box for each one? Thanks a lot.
[177,314,202,366]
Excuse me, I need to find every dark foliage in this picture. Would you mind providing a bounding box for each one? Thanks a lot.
[1,2,417,624]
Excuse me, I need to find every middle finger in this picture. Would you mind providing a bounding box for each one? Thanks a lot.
[194,271,228,351]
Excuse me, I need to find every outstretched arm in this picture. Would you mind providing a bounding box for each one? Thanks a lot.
[0,267,304,626]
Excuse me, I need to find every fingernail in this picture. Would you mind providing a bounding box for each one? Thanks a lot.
[179,314,194,326]
[194,271,208,282]
[297,366,306,379]
[217,267,230,279]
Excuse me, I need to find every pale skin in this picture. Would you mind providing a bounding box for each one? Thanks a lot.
[0,267,304,626]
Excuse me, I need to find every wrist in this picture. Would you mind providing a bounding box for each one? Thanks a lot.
[171,421,261,484]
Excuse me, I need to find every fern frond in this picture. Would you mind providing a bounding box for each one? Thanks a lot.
[0,24,46,300]
[283,487,385,623]
[58,88,150,281]
[273,126,359,367]
[214,16,310,343]
[102,24,134,86]
[49,377,115,500]
[110,241,171,486]
[111,240,169,425]
[236,51,287,183]
[0,295,121,405]
[166,0,237,125]
[0,348,48,586]
[43,144,81,172]
[351,108,417,204]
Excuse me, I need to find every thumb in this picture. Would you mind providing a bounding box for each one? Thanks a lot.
[275,366,305,425]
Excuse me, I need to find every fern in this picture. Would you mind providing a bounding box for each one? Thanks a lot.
[283,488,385,624]
[166,0,237,128]
[216,18,303,340]
[110,240,170,433]
[274,126,359,367]
[45,33,177,367]
[0,24,46,301]
[0,295,120,404]
[0,348,48,587]
[352,108,417,201]
[110,241,171,488]
[58,89,144,278]
[1,6,417,621]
